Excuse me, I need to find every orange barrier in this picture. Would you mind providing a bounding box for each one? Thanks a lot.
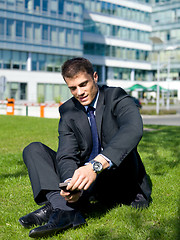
[40,105,45,118]
[6,98,15,115]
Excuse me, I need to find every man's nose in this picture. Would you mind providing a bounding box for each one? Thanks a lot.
[77,87,84,96]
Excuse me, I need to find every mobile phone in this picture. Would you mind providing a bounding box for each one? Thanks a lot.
[59,182,69,191]
[59,182,80,193]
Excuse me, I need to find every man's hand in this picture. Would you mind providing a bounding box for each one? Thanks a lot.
[60,189,82,203]
[67,164,97,192]
[60,155,110,203]
[60,164,96,203]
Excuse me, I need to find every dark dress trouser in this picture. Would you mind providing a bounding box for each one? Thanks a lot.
[23,142,60,205]
[23,142,143,207]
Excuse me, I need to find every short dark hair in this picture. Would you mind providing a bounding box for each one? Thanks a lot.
[61,57,94,79]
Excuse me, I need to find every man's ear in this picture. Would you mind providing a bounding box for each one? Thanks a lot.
[93,72,98,83]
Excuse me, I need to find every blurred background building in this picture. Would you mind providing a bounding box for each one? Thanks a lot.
[0,0,180,103]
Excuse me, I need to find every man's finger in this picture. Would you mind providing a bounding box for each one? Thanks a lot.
[83,181,91,190]
[67,170,83,190]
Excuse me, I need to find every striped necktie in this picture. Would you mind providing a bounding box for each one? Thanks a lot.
[87,106,101,161]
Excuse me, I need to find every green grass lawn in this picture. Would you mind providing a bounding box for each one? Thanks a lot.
[0,115,179,240]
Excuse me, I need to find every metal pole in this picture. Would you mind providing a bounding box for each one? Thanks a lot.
[26,105,28,116]
[166,57,170,110]
[156,51,160,115]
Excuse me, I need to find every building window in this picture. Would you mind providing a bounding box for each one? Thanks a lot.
[10,82,18,99]
[6,82,27,100]
[25,22,32,40]
[50,0,57,15]
[32,53,38,70]
[3,50,11,69]
[20,83,27,100]
[42,0,48,12]
[7,0,15,7]
[73,30,80,47]
[58,0,64,15]
[7,19,15,38]
[25,0,33,11]
[0,18,4,35]
[34,23,41,43]
[16,20,23,37]
[38,53,46,70]
[50,26,57,44]
[42,24,48,41]
[66,29,72,45]
[16,0,24,9]
[34,0,40,12]
[58,27,65,46]
[37,83,71,102]
[12,51,20,69]
[46,54,54,71]
[0,49,27,70]
[167,31,170,41]
[73,2,82,21]
[46,84,53,101]
[21,52,28,69]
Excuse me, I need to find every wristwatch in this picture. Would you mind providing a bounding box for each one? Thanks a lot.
[89,160,103,174]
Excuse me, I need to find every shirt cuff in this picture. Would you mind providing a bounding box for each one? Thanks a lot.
[64,178,72,183]
[99,154,113,169]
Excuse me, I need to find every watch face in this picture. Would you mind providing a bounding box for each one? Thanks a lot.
[93,162,103,173]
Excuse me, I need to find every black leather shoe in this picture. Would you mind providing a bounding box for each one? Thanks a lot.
[19,203,52,228]
[131,193,150,209]
[29,209,87,238]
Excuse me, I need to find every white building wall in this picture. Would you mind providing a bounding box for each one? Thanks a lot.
[0,70,65,102]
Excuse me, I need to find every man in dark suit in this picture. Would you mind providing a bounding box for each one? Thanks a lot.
[19,57,152,238]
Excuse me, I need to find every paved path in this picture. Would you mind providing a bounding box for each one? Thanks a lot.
[142,114,180,126]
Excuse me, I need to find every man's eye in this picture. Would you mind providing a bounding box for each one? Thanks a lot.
[81,82,88,87]
[70,87,76,91]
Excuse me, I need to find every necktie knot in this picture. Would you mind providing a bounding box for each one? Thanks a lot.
[87,106,95,114]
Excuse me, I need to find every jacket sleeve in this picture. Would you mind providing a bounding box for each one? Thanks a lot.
[101,88,143,167]
[56,113,80,182]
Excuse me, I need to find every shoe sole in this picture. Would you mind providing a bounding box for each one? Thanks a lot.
[29,222,86,238]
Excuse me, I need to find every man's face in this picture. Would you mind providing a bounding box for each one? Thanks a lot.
[65,71,98,106]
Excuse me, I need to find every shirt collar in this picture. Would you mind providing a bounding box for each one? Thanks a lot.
[84,91,99,111]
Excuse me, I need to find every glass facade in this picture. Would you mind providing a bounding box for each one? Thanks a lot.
[0,0,83,102]
[31,53,73,71]
[151,6,180,43]
[84,0,152,82]
[0,17,82,49]
[84,19,150,43]
[84,43,149,61]
[84,0,151,24]
[0,49,27,69]
[0,0,83,21]
[150,0,180,81]
[107,67,149,82]
[0,49,75,71]
[37,83,71,103]
[5,82,27,100]
[1,0,180,102]
[0,0,83,73]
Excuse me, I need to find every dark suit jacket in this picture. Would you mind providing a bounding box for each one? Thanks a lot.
[56,86,151,201]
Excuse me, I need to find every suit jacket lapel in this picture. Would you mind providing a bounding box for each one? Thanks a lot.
[73,98,92,147]
[96,90,105,141]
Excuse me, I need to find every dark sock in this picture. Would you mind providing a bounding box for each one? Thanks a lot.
[46,191,74,211]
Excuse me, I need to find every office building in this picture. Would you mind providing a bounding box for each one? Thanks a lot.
[0,0,180,103]
[0,0,83,102]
